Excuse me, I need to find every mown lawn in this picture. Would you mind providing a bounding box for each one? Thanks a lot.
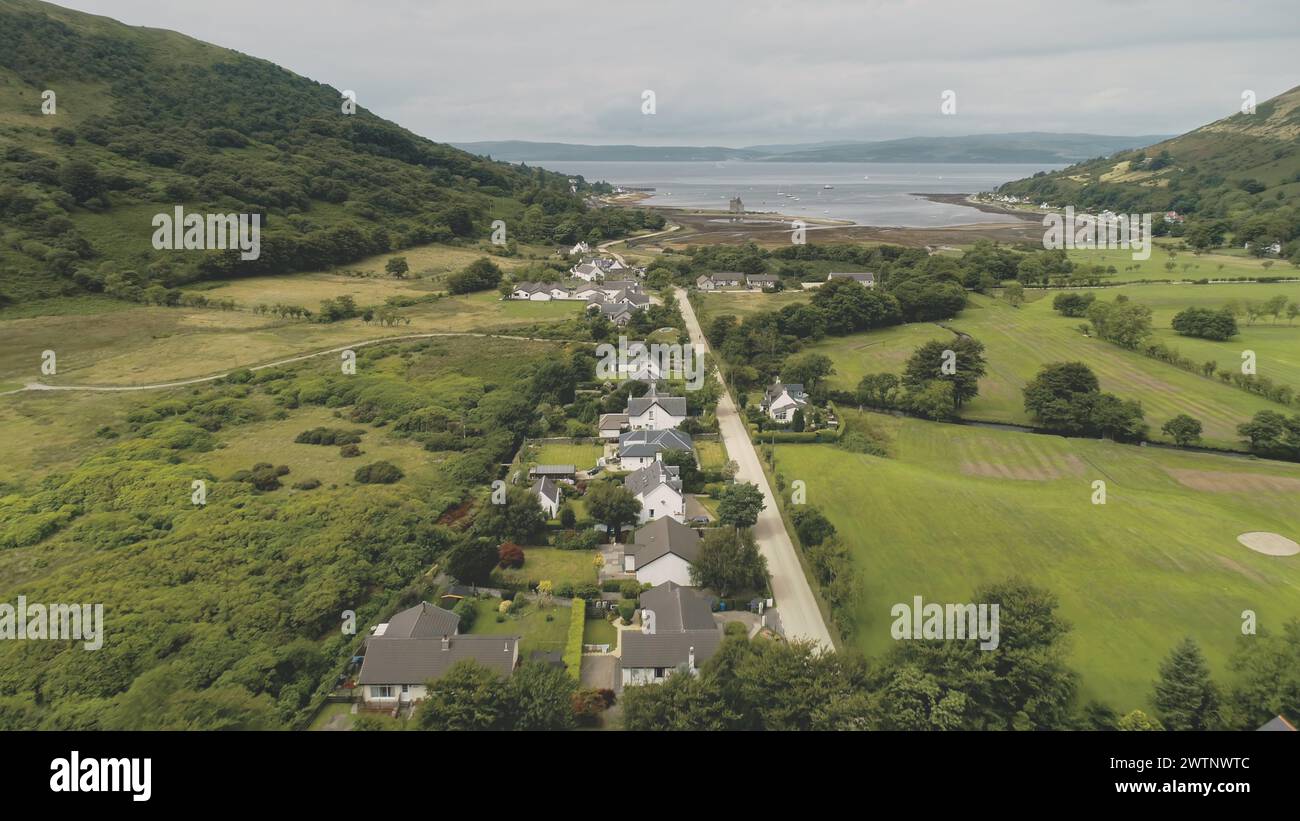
[492,548,599,589]
[773,410,1300,710]
[529,441,604,470]
[466,595,573,658]
[583,615,619,648]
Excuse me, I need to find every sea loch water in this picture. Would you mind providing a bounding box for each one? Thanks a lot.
[531,160,1065,227]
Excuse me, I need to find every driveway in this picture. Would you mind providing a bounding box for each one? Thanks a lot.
[675,287,834,648]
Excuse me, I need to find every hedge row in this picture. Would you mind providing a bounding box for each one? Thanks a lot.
[563,598,585,680]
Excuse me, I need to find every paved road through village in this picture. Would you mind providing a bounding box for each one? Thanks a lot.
[674,287,835,648]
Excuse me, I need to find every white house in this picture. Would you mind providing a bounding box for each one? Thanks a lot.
[355,602,519,707]
[617,428,694,470]
[746,274,781,291]
[826,272,876,287]
[620,582,721,686]
[532,476,561,519]
[571,262,602,281]
[626,383,688,431]
[599,413,629,440]
[624,517,701,587]
[695,272,744,291]
[570,241,591,256]
[589,302,635,326]
[760,380,809,422]
[624,461,685,524]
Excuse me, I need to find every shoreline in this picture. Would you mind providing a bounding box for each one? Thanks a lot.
[601,190,1044,248]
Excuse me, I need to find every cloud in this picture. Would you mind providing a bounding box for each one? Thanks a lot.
[57,0,1300,144]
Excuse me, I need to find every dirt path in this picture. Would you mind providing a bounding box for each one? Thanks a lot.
[675,287,835,648]
[2,331,569,395]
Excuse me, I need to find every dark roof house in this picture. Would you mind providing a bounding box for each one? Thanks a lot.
[357,635,519,685]
[629,517,701,567]
[621,581,721,671]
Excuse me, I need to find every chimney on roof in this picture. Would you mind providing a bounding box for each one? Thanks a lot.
[688,645,696,670]
[441,636,450,651]
[504,641,510,653]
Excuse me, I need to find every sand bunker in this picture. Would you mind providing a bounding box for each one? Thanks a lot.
[1237,532,1300,557]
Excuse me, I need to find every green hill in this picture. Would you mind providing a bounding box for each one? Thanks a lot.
[0,0,650,304]
[997,85,1300,259]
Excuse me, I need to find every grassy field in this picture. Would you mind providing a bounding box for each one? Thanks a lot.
[0,290,582,386]
[694,289,812,326]
[808,290,1299,447]
[694,438,729,470]
[583,615,619,648]
[528,442,604,470]
[491,548,598,589]
[466,596,572,658]
[1065,243,1293,280]
[773,410,1300,709]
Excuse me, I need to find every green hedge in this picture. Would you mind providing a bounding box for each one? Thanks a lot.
[563,598,585,680]
[745,402,844,444]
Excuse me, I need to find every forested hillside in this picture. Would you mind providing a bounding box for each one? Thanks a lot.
[998,85,1300,262]
[0,0,651,304]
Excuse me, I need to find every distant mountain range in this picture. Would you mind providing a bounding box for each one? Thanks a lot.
[453,133,1175,165]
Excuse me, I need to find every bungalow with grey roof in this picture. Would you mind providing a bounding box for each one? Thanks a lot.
[621,581,721,686]
[356,601,519,707]
[695,272,744,290]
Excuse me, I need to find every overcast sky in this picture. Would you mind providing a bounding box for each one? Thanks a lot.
[59,0,1300,146]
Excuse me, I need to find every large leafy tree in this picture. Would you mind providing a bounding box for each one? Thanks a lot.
[506,663,577,731]
[690,528,769,597]
[414,661,508,731]
[902,337,987,408]
[584,481,641,537]
[716,482,765,530]
[473,485,547,545]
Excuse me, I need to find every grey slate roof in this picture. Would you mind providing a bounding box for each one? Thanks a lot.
[532,476,561,506]
[530,464,575,477]
[630,517,701,566]
[621,581,721,668]
[599,413,629,431]
[620,631,723,669]
[617,428,694,458]
[623,461,681,497]
[357,635,518,684]
[380,601,460,638]
[626,392,688,418]
[640,581,716,631]
[1257,715,1297,731]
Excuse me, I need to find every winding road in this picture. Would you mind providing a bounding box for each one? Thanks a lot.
[675,287,835,648]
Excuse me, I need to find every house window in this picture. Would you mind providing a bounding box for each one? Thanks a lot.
[654,668,666,678]
[401,685,409,693]
[648,508,655,517]
[372,686,394,699]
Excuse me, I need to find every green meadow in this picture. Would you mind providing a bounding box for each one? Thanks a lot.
[773,411,1300,709]
[806,288,1300,448]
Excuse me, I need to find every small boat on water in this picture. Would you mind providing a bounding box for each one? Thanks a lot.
[823,184,834,189]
